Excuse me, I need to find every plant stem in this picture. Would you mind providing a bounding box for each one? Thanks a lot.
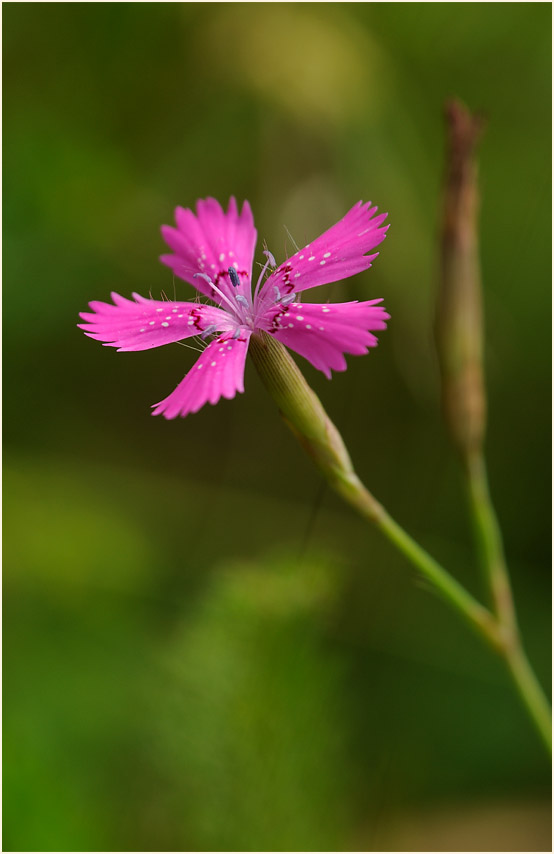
[249,332,551,753]
[504,641,552,753]
[331,470,500,648]
[463,450,551,752]
[432,98,551,752]
[336,463,551,754]
[465,451,516,629]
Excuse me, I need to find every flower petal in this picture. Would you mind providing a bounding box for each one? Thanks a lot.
[78,292,233,351]
[258,201,388,305]
[151,332,251,419]
[160,197,257,305]
[269,300,389,379]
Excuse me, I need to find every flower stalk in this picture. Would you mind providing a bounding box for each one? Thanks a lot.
[250,317,550,753]
[249,332,498,647]
[436,99,551,751]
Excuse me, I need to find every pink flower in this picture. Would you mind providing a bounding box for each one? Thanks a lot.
[79,198,390,419]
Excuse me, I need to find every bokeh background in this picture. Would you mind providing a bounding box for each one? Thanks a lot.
[3,3,551,851]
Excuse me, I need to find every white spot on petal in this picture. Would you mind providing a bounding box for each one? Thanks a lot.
[161,322,169,327]
[308,256,315,261]
[296,315,304,321]
[149,321,155,325]
[319,326,325,331]
[323,252,331,258]
[211,361,216,367]
[156,308,163,312]
[140,328,146,332]
[288,323,294,328]
[320,260,326,265]
[322,308,330,313]
[198,364,203,370]
[294,272,301,278]
[219,253,225,261]
[227,346,232,351]
[299,255,304,260]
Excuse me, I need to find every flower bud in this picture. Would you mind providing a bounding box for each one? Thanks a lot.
[436,99,486,459]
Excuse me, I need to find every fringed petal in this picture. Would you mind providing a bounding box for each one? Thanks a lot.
[269,300,389,379]
[160,197,257,306]
[258,202,388,304]
[151,332,251,419]
[78,292,233,351]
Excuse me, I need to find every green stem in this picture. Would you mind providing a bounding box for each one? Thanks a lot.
[341,465,551,754]
[249,333,551,753]
[463,450,551,753]
[330,470,499,648]
[504,642,552,753]
[465,452,516,629]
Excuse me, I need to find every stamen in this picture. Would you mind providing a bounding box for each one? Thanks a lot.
[280,292,296,305]
[194,272,213,287]
[201,324,218,339]
[193,272,238,315]
[263,249,276,267]
[232,328,242,339]
[235,294,249,308]
[273,285,282,302]
[254,246,277,307]
[228,267,241,288]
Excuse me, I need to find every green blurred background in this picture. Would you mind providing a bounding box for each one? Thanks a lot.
[3,3,551,851]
